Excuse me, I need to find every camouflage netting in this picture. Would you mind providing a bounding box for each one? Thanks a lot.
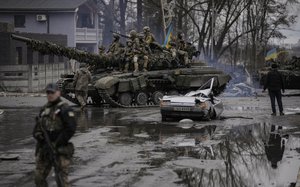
[28,40,105,65]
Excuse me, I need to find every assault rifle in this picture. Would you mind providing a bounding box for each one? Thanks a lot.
[36,117,64,187]
[110,31,130,39]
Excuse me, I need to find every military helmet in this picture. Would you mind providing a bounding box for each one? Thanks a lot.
[177,31,184,39]
[113,33,120,39]
[169,41,176,47]
[99,45,105,50]
[143,26,150,32]
[129,30,137,38]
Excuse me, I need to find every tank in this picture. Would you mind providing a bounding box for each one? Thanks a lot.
[258,57,300,89]
[11,34,231,108]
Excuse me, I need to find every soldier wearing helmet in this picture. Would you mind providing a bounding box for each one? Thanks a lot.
[107,33,123,69]
[129,30,146,72]
[143,26,156,45]
[174,32,190,66]
[137,33,149,72]
[123,40,133,73]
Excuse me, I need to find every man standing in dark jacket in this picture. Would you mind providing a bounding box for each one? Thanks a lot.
[33,83,77,187]
[263,63,285,116]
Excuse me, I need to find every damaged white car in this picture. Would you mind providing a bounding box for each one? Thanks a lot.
[160,78,224,121]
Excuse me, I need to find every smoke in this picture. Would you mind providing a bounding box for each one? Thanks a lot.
[209,62,259,97]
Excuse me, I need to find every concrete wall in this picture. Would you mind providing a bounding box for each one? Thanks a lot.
[0,63,71,92]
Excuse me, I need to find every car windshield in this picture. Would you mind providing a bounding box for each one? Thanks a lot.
[185,78,214,97]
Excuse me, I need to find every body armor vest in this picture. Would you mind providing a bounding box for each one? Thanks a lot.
[40,101,65,132]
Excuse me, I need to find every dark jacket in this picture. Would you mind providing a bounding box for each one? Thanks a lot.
[33,98,77,147]
[264,69,285,91]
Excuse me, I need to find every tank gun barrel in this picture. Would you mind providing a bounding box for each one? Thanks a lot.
[11,34,104,67]
[11,34,32,43]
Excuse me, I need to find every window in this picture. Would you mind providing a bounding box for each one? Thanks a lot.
[14,15,25,28]
[16,47,22,64]
[27,47,33,64]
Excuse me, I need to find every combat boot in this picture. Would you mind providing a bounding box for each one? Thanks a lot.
[143,60,148,72]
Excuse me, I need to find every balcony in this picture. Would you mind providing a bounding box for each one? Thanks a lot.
[76,28,98,43]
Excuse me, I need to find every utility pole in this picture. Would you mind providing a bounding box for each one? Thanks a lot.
[211,0,215,63]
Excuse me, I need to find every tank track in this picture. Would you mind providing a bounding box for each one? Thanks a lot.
[62,92,80,105]
[97,79,227,108]
[97,89,159,108]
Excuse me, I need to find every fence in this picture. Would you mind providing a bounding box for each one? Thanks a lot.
[0,62,71,92]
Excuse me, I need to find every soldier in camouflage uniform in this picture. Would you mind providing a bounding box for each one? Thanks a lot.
[138,33,150,71]
[107,34,123,68]
[143,26,156,45]
[129,30,148,72]
[123,40,134,73]
[74,63,92,110]
[98,45,106,57]
[33,83,77,187]
[175,32,189,66]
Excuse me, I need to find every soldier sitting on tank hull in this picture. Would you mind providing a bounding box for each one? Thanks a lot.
[107,34,124,70]
[122,40,134,73]
[143,26,156,45]
[174,32,190,66]
[129,30,149,73]
[137,33,150,72]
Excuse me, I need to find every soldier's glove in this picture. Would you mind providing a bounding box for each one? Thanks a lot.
[34,132,44,142]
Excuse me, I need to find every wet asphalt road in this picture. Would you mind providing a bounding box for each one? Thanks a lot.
[0,96,300,187]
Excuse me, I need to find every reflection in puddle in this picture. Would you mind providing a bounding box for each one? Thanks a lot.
[171,123,300,187]
[265,125,288,169]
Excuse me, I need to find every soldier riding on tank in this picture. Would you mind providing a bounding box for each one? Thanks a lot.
[129,30,148,73]
[143,26,156,45]
[122,40,134,73]
[176,32,190,66]
[107,34,124,69]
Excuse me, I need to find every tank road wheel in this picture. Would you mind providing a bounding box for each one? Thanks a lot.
[135,92,148,106]
[119,92,133,106]
[152,91,164,105]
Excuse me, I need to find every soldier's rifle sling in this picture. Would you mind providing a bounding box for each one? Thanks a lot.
[38,119,64,187]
